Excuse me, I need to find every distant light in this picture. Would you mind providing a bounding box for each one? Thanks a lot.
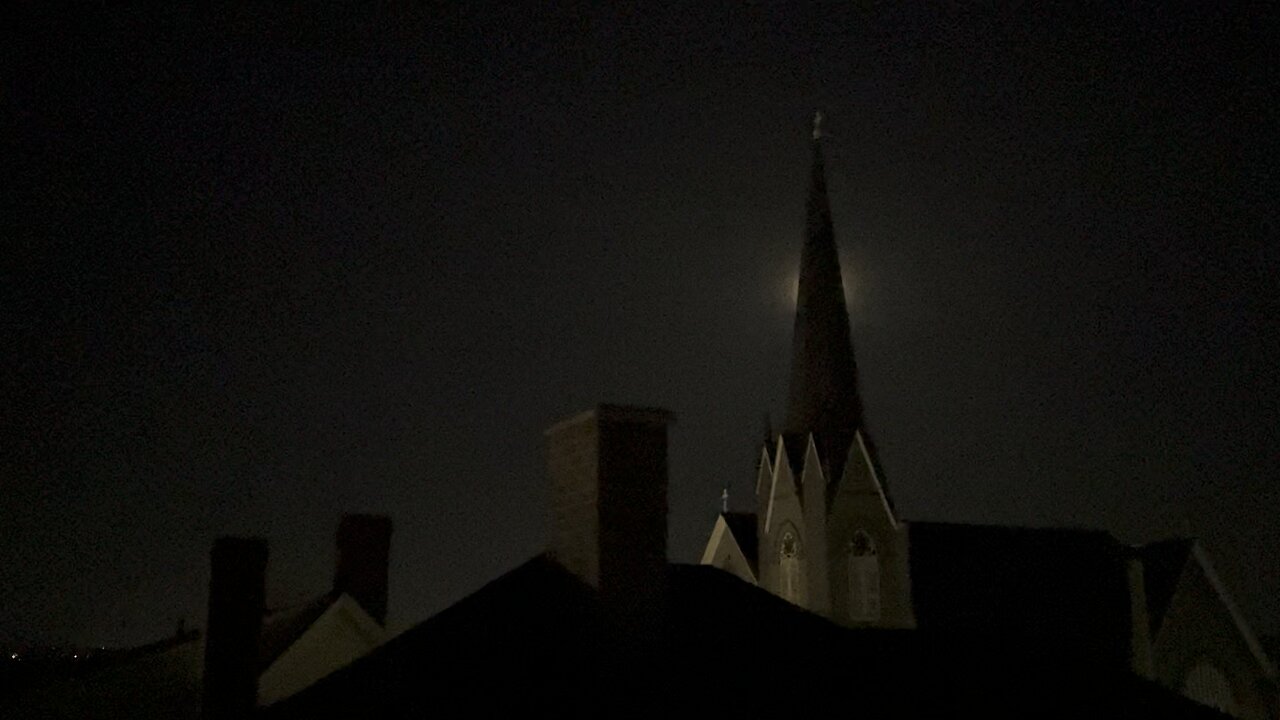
[10,653,16,660]
[73,654,79,659]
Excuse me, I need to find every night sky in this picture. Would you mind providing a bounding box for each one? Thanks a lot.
[4,4,1277,648]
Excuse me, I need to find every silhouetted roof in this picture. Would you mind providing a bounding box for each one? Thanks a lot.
[264,556,924,717]
[265,554,1222,719]
[908,522,1137,670]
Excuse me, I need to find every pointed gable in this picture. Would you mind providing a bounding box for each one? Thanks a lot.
[833,429,898,526]
[777,432,811,480]
[700,512,759,584]
[763,436,801,534]
[258,594,385,705]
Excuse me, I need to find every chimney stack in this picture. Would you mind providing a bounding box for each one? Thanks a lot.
[546,405,673,617]
[202,537,267,720]
[333,514,392,626]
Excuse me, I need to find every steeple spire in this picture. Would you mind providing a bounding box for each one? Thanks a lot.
[783,113,863,437]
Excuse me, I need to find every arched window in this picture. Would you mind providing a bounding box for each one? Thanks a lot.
[779,529,803,605]
[848,530,880,622]
[1183,661,1235,715]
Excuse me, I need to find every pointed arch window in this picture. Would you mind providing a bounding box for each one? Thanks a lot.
[848,530,880,622]
[779,529,803,605]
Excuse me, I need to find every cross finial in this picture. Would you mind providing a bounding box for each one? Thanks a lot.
[812,110,824,141]
[720,484,730,514]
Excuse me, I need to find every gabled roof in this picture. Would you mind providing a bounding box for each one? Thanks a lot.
[699,511,759,581]
[258,592,341,671]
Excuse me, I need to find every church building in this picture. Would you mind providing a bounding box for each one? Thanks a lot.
[702,115,910,628]
[699,115,1277,718]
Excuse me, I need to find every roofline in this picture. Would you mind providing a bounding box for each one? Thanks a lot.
[699,515,728,565]
[258,593,387,705]
[698,515,758,585]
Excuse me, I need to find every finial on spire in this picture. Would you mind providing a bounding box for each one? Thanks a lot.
[812,111,825,141]
[720,484,730,514]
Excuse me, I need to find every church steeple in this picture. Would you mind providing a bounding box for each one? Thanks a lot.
[784,113,863,438]
[703,117,906,628]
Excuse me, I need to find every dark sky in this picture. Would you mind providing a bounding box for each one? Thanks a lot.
[4,3,1277,648]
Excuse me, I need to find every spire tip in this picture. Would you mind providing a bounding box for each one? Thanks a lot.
[812,111,824,141]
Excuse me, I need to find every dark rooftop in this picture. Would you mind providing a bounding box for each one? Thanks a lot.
[265,555,1223,718]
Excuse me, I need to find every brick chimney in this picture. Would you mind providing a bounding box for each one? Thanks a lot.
[202,536,267,720]
[333,514,392,626]
[546,405,673,617]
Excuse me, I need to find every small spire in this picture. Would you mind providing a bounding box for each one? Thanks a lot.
[720,484,730,514]
[812,110,825,141]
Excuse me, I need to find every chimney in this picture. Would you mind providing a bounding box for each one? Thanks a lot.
[546,405,673,617]
[202,537,267,720]
[333,514,392,626]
